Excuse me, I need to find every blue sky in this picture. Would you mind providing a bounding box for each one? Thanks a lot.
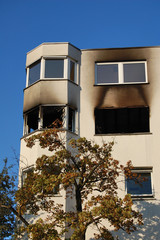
[0,0,160,169]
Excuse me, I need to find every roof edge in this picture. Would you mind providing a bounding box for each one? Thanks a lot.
[81,45,160,51]
[27,42,81,55]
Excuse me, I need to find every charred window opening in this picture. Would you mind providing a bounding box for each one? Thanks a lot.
[95,107,149,134]
[68,108,75,132]
[43,106,64,128]
[27,108,39,133]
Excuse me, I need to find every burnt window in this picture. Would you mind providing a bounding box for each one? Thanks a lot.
[43,106,64,128]
[68,108,75,132]
[95,107,149,134]
[27,108,39,133]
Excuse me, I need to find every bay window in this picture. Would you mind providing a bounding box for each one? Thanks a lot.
[24,106,76,135]
[27,58,78,86]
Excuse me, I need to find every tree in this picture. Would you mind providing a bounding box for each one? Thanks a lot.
[15,127,143,240]
[0,159,16,239]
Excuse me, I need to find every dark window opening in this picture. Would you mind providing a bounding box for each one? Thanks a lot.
[27,108,39,133]
[68,108,75,132]
[95,107,149,134]
[28,60,41,86]
[43,106,64,128]
[126,172,152,196]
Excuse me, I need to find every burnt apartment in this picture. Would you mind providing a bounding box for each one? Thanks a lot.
[19,43,160,239]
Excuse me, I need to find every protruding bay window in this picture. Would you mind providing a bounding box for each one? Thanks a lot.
[23,105,77,135]
[26,57,78,87]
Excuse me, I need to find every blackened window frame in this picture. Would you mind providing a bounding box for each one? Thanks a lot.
[68,107,76,133]
[23,105,77,135]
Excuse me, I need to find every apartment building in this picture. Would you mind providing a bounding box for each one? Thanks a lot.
[19,43,160,239]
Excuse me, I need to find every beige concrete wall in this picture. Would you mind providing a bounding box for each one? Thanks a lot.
[79,47,160,239]
[26,42,81,67]
[23,80,68,112]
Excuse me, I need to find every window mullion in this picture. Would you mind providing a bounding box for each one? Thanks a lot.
[119,63,124,84]
[74,62,77,84]
[23,115,28,135]
[38,106,43,129]
[41,58,45,79]
[26,68,29,87]
[64,59,68,79]
[64,106,68,130]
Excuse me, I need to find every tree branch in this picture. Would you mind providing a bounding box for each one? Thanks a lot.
[1,204,29,226]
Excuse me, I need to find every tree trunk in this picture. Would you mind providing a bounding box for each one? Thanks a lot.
[75,187,82,212]
[79,232,85,240]
[75,187,86,240]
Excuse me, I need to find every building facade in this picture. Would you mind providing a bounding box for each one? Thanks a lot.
[20,43,160,239]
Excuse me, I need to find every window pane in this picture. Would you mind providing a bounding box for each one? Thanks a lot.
[123,63,146,83]
[127,173,152,195]
[45,59,64,78]
[97,64,118,84]
[28,60,41,86]
[70,61,75,82]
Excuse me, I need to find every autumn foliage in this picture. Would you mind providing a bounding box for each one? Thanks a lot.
[0,159,16,239]
[15,127,143,240]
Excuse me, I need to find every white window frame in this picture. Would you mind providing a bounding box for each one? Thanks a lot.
[42,56,67,79]
[125,167,153,198]
[27,57,78,87]
[95,61,148,85]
